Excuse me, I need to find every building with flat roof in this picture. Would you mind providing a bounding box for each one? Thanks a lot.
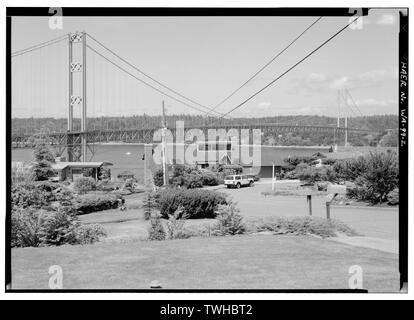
[51,161,113,181]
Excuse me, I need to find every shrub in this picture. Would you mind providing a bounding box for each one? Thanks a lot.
[165,207,189,239]
[148,214,166,241]
[12,181,58,209]
[213,203,245,236]
[342,152,398,204]
[321,158,337,166]
[170,165,204,188]
[31,141,56,181]
[183,172,203,188]
[251,216,357,238]
[283,156,314,169]
[72,193,122,215]
[357,151,398,204]
[11,208,41,247]
[11,206,106,248]
[153,168,164,187]
[333,156,368,182]
[72,224,107,245]
[156,188,227,219]
[73,177,96,194]
[37,208,82,246]
[200,169,220,186]
[214,164,243,175]
[387,188,399,205]
[291,165,337,184]
[143,192,157,220]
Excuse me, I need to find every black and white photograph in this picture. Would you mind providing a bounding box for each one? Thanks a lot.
[3,3,410,298]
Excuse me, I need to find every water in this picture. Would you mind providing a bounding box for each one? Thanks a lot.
[12,144,333,180]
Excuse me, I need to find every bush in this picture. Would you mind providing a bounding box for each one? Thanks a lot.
[321,158,337,166]
[251,216,357,238]
[156,188,227,219]
[72,193,122,215]
[31,141,56,181]
[165,207,189,239]
[214,164,243,175]
[153,168,164,187]
[333,156,368,182]
[73,177,96,194]
[200,169,220,186]
[11,208,41,247]
[290,165,337,184]
[182,172,203,188]
[148,215,166,241]
[387,188,399,205]
[143,192,157,220]
[213,203,245,236]
[12,181,58,209]
[170,165,204,188]
[357,152,398,204]
[341,152,398,204]
[11,206,106,248]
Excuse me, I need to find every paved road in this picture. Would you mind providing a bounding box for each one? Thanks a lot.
[214,182,398,253]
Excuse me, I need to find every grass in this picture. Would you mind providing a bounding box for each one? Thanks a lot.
[11,234,399,291]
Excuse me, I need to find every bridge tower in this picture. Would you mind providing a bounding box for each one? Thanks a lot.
[67,31,87,162]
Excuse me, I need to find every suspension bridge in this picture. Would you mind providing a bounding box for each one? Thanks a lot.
[11,28,381,161]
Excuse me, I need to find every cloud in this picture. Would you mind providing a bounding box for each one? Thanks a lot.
[377,14,396,25]
[257,101,272,109]
[291,69,397,93]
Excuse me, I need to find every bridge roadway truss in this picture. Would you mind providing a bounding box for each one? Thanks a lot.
[11,124,381,156]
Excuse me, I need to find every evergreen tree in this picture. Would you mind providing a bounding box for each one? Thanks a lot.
[31,140,56,181]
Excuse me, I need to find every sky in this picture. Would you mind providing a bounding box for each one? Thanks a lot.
[11,9,400,119]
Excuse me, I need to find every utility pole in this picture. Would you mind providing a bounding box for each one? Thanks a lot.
[161,101,168,186]
[344,115,348,147]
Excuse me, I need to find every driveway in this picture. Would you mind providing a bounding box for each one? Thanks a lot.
[216,182,399,253]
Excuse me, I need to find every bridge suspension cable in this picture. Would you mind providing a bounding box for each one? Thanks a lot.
[207,16,323,116]
[217,15,362,121]
[85,32,225,117]
[342,88,364,117]
[11,34,68,58]
[86,43,224,116]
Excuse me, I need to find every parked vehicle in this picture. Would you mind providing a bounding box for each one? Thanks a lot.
[224,175,254,188]
[246,174,260,182]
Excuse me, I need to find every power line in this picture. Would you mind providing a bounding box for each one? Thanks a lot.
[11,34,68,58]
[207,16,323,115]
[86,43,218,116]
[217,16,362,121]
[86,32,224,117]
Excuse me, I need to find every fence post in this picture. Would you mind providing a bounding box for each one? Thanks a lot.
[326,202,331,220]
[307,194,312,216]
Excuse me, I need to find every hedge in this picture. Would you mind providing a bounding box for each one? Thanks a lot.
[72,193,123,215]
[155,188,227,219]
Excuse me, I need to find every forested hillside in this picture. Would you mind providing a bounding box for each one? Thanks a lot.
[12,114,398,147]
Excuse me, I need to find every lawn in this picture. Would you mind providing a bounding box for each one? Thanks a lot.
[11,234,399,291]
